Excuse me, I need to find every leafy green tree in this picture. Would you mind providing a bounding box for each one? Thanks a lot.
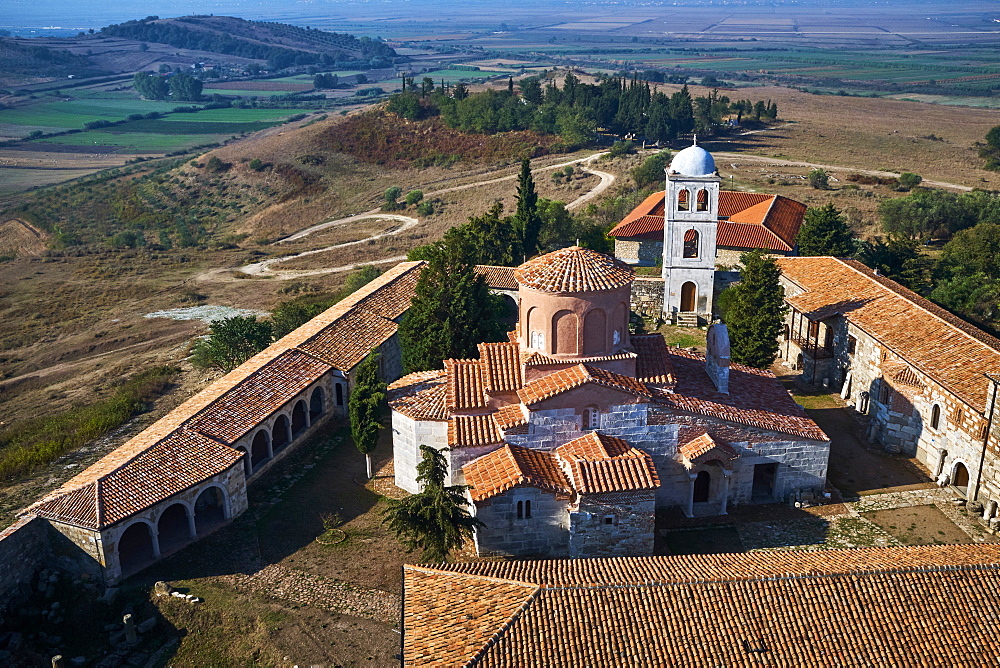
[931,274,1000,326]
[168,72,202,101]
[722,250,787,369]
[897,172,923,191]
[537,198,576,252]
[446,201,522,266]
[513,158,542,256]
[191,316,273,372]
[807,168,829,190]
[383,186,402,211]
[854,236,933,292]
[399,239,505,373]
[938,223,1000,278]
[796,203,855,257]
[381,445,484,562]
[349,351,387,479]
[133,71,168,100]
[631,150,672,190]
[405,189,424,206]
[878,189,974,241]
[980,125,1000,171]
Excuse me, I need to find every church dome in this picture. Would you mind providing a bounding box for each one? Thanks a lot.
[515,246,633,293]
[669,144,716,177]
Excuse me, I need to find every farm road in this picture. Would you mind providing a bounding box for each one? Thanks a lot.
[230,151,614,280]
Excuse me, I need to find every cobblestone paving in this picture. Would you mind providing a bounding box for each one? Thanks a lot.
[218,564,400,623]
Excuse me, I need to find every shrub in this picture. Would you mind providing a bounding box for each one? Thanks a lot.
[405,189,424,206]
[248,158,265,171]
[808,168,829,189]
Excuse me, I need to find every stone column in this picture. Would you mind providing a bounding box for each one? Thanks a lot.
[150,527,161,558]
[266,432,274,459]
[685,473,698,518]
[285,419,293,446]
[720,471,733,515]
[186,507,197,539]
[123,614,137,646]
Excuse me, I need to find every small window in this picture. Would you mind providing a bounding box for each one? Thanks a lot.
[516,499,532,519]
[525,500,532,518]
[604,515,615,525]
[847,335,857,354]
[516,500,523,519]
[930,404,941,430]
[878,382,891,405]
[335,383,344,406]
[696,188,709,211]
[683,229,699,259]
[613,329,621,345]
[583,407,600,430]
[530,330,544,349]
[677,189,690,212]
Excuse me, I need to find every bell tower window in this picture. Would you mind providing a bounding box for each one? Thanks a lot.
[697,189,709,211]
[677,189,689,212]
[683,229,699,259]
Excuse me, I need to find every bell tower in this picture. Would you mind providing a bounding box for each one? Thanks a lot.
[662,139,720,323]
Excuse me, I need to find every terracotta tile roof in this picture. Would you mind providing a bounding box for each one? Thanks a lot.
[463,445,572,502]
[514,246,633,293]
[555,433,660,494]
[779,257,1000,413]
[517,364,652,406]
[631,334,675,385]
[445,359,488,410]
[521,350,637,367]
[494,403,528,431]
[608,191,804,252]
[653,349,827,441]
[448,414,504,448]
[678,431,739,469]
[32,429,242,530]
[478,342,523,393]
[389,370,450,421]
[404,544,1000,667]
[296,307,397,372]
[474,265,519,291]
[883,361,925,390]
[186,349,331,444]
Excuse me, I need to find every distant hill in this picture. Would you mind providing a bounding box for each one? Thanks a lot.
[0,40,109,86]
[99,15,400,70]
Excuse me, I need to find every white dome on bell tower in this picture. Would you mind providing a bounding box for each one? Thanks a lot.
[668,137,717,177]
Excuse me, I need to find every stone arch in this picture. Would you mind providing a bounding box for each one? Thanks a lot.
[696,188,709,211]
[251,429,272,470]
[117,521,156,577]
[582,405,600,431]
[527,306,543,350]
[677,188,690,212]
[553,310,578,355]
[930,404,941,430]
[499,294,518,331]
[683,229,699,259]
[194,486,228,535]
[272,414,290,453]
[583,309,606,356]
[953,461,970,495]
[310,386,326,421]
[291,399,308,438]
[680,282,697,312]
[235,446,251,476]
[157,502,192,554]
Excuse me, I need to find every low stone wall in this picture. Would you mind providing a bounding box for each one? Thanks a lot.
[631,277,664,317]
[0,515,52,611]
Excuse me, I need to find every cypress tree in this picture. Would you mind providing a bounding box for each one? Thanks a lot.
[349,350,386,479]
[399,240,504,373]
[513,158,542,257]
[723,250,788,369]
[796,203,855,257]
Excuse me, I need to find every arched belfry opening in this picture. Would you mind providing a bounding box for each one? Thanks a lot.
[683,229,699,258]
[697,188,709,211]
[677,189,689,211]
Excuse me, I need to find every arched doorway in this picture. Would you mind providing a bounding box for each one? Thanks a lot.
[272,415,290,453]
[251,430,271,470]
[953,462,970,495]
[194,487,227,535]
[157,503,191,554]
[680,282,697,313]
[291,400,308,438]
[310,387,326,422]
[118,522,155,577]
[693,470,711,503]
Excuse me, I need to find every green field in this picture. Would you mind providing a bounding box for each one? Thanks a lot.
[31,131,235,152]
[419,68,508,82]
[0,94,178,132]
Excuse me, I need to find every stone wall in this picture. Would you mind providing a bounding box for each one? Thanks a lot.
[615,239,662,266]
[472,487,570,557]
[569,493,655,557]
[391,412,448,494]
[0,515,52,611]
[631,277,664,318]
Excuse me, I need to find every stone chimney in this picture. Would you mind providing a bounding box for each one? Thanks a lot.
[705,323,730,394]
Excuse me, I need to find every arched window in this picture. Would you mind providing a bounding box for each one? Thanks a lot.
[683,229,699,258]
[525,500,532,518]
[677,189,690,212]
[697,188,709,211]
[516,499,531,519]
[530,330,544,350]
[583,406,600,430]
[931,404,941,430]
[517,500,523,519]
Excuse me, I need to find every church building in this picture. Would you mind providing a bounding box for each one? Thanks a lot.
[390,247,830,559]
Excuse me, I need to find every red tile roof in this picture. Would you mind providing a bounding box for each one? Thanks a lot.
[474,265,519,291]
[778,257,1000,413]
[478,342,523,393]
[678,431,739,469]
[631,334,675,385]
[517,364,652,406]
[389,370,450,421]
[404,544,1000,667]
[653,349,827,441]
[448,414,504,448]
[514,246,633,293]
[296,307,397,372]
[445,359,488,410]
[32,429,242,530]
[493,403,528,431]
[463,445,572,501]
[186,349,331,444]
[555,433,660,494]
[608,191,805,252]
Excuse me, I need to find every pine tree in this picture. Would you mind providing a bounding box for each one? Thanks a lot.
[513,158,542,257]
[722,250,787,369]
[349,350,387,479]
[399,240,505,373]
[381,445,484,562]
[796,203,855,257]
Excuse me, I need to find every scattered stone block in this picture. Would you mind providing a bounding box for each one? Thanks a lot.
[152,581,173,597]
[137,618,157,634]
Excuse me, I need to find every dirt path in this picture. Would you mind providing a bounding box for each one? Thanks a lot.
[226,151,615,280]
[715,152,974,192]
